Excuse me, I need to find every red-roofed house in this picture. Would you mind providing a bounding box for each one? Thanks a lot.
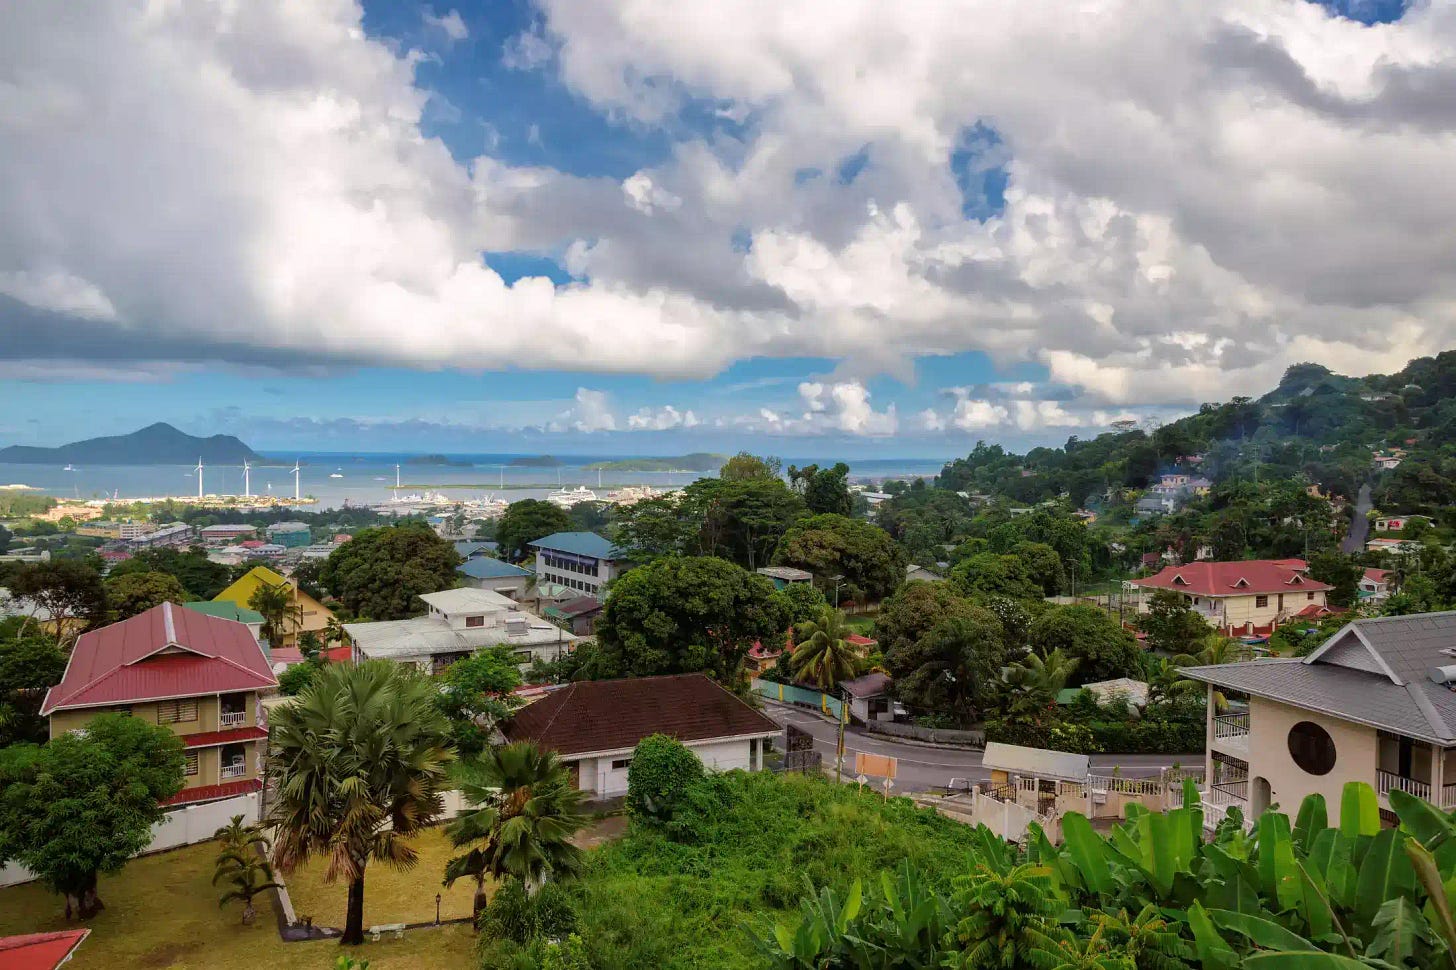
[1360,567,1395,604]
[1129,559,1330,636]
[41,602,277,806]
[0,930,89,970]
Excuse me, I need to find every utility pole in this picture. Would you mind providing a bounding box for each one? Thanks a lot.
[835,688,847,784]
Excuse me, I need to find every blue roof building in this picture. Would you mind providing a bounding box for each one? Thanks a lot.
[529,532,631,599]
[456,555,534,597]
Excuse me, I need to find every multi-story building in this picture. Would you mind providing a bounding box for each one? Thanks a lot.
[40,602,277,809]
[345,587,577,672]
[530,532,631,599]
[1182,612,1456,830]
[1129,558,1330,636]
[266,521,312,548]
[213,565,334,648]
[200,523,257,544]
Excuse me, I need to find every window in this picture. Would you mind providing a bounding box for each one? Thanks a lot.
[1255,595,1269,608]
[157,699,198,724]
[1288,721,1337,776]
[611,758,632,770]
[1307,592,1315,601]
[183,750,199,776]
[464,614,484,628]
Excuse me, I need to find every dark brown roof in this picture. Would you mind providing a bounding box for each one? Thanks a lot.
[504,673,779,757]
[841,672,891,698]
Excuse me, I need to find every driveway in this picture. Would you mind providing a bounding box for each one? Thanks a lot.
[762,701,1198,794]
[1341,483,1373,553]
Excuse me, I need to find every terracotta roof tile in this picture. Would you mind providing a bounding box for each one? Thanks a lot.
[1130,560,1330,597]
[503,673,779,757]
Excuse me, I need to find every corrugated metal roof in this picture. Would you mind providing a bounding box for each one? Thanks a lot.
[528,531,624,559]
[982,741,1090,781]
[160,778,262,807]
[183,601,264,624]
[41,603,276,714]
[1131,559,1329,596]
[457,557,532,580]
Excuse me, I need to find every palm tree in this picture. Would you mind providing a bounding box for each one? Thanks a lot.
[248,580,301,647]
[214,848,282,924]
[1001,648,1079,716]
[1171,636,1244,712]
[269,661,454,946]
[445,741,587,920]
[324,614,351,648]
[791,607,860,689]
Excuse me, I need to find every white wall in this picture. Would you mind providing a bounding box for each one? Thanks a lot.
[568,738,764,797]
[0,791,261,889]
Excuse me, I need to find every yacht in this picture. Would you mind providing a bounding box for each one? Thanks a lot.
[547,485,598,508]
[329,469,344,479]
[62,464,74,472]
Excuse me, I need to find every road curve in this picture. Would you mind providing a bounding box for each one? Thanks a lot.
[1341,483,1373,553]
[762,701,1199,793]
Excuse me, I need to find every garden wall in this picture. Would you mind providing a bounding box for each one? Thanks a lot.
[862,720,985,747]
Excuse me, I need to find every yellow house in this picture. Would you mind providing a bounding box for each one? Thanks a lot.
[41,602,278,807]
[1130,558,1332,636]
[213,565,333,648]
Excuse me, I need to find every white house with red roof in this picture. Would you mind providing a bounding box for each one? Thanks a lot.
[1129,559,1331,636]
[41,602,277,808]
[1360,568,1395,604]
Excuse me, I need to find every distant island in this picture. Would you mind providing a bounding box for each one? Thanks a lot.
[0,422,261,466]
[509,455,563,468]
[405,454,473,467]
[585,453,726,472]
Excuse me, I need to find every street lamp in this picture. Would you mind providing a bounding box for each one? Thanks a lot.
[830,574,845,609]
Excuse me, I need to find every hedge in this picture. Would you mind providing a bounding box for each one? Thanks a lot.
[984,717,1203,755]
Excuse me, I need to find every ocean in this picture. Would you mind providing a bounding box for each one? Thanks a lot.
[0,453,949,509]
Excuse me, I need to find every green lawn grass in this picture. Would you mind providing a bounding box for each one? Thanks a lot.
[284,824,482,928]
[843,614,876,635]
[0,839,477,970]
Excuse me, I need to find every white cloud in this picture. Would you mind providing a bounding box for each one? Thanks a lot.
[549,388,617,433]
[7,0,1456,418]
[627,404,700,430]
[422,8,468,42]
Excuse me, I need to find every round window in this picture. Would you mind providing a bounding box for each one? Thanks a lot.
[1287,721,1336,776]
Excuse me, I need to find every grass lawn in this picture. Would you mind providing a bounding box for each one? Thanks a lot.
[284,825,482,928]
[0,839,477,970]
[843,614,876,635]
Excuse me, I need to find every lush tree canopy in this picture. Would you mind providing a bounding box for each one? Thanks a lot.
[874,581,987,657]
[589,557,790,682]
[0,618,67,746]
[317,521,459,620]
[0,713,184,918]
[774,514,906,603]
[788,462,853,516]
[436,646,523,755]
[949,552,1043,603]
[773,581,827,629]
[1027,604,1142,685]
[496,500,571,563]
[6,559,107,641]
[105,546,231,599]
[719,452,782,481]
[885,608,1006,724]
[104,570,188,620]
[1138,588,1214,655]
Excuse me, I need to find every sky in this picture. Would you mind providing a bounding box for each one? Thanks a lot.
[0,0,1447,459]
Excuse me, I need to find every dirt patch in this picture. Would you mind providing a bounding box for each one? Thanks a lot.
[572,814,628,849]
[138,939,205,967]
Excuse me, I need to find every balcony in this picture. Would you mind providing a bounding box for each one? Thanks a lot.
[220,761,247,779]
[1212,713,1250,754]
[219,710,247,728]
[1202,780,1252,831]
[1378,770,1432,802]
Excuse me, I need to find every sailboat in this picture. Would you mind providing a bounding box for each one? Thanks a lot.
[329,467,344,479]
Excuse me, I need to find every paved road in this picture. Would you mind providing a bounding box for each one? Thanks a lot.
[1341,483,1373,553]
[763,701,1198,793]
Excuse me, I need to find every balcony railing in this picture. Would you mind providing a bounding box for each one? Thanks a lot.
[1442,784,1456,810]
[1377,769,1431,801]
[219,711,247,728]
[1213,713,1249,739]
[220,762,247,779]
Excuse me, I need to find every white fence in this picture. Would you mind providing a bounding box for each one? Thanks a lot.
[0,791,261,889]
[960,790,1059,843]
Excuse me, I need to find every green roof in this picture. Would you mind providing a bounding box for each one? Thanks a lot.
[182,601,265,624]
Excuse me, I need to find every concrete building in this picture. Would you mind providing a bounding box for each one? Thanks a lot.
[530,532,631,599]
[40,603,276,809]
[266,521,312,548]
[1182,612,1456,830]
[345,587,576,673]
[503,673,779,797]
[457,556,534,599]
[200,524,257,543]
[1130,559,1330,636]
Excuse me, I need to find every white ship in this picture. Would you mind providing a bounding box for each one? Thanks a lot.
[546,485,598,508]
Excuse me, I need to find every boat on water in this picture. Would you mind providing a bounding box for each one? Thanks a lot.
[547,485,598,508]
[329,470,344,478]
[62,464,74,472]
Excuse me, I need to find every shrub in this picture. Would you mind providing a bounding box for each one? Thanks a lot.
[626,734,704,825]
[479,878,578,945]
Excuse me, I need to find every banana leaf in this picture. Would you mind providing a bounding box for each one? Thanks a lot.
[1259,811,1303,913]
[1367,896,1437,968]
[1307,828,1359,911]
[1405,836,1456,969]
[1297,859,1335,942]
[1188,900,1240,970]
[1245,952,1375,970]
[1355,828,1417,930]
[1209,908,1317,952]
[1340,783,1381,840]
[1294,794,1328,855]
[1062,812,1115,897]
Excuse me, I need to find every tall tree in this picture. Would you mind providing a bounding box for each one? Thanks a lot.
[317,521,460,620]
[247,579,299,647]
[949,553,1043,603]
[495,500,572,563]
[445,741,586,918]
[104,571,187,620]
[0,618,67,746]
[886,609,1007,724]
[774,514,907,603]
[682,476,807,570]
[435,645,523,755]
[0,713,184,918]
[1001,649,1079,717]
[874,582,984,657]
[8,559,107,643]
[1138,589,1214,655]
[788,462,853,516]
[270,661,454,946]
[590,557,790,682]
[1307,550,1361,608]
[719,452,782,481]
[1028,605,1142,685]
[105,547,231,599]
[790,607,859,689]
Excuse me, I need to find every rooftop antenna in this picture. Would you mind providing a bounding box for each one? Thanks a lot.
[195,457,204,500]
[291,460,301,501]
[242,459,251,499]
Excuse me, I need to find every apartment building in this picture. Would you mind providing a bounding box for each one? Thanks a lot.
[40,602,278,808]
[529,532,631,599]
[1182,611,1456,830]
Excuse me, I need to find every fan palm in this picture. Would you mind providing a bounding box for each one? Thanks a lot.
[269,660,454,946]
[791,607,860,689]
[1001,648,1079,716]
[445,741,587,920]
